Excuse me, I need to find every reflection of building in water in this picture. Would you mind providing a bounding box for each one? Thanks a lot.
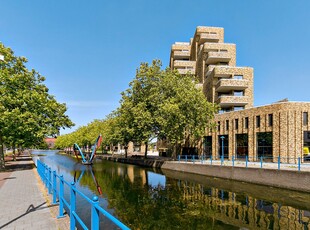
[123,165,147,185]
[179,181,310,229]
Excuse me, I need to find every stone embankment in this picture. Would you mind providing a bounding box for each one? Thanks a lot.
[97,155,310,193]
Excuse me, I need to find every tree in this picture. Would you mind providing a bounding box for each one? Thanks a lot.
[0,42,74,170]
[118,60,218,158]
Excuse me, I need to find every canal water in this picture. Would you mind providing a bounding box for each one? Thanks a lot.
[33,150,310,230]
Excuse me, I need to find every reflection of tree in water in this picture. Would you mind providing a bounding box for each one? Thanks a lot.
[74,161,310,230]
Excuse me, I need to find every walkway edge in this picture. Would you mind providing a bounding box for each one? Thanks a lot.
[161,162,310,192]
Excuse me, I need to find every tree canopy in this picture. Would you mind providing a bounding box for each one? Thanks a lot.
[0,42,74,169]
[55,60,218,158]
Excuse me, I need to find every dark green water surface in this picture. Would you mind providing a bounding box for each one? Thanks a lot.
[33,151,310,230]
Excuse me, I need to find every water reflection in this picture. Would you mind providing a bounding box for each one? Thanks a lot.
[33,151,310,229]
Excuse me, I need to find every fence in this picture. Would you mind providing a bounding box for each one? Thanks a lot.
[177,155,310,171]
[37,160,130,230]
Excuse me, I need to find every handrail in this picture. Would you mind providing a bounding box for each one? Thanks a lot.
[177,155,310,171]
[36,160,130,230]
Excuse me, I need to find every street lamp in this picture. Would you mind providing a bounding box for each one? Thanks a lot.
[220,136,225,160]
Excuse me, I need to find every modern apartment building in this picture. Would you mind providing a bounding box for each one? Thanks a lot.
[170,26,310,162]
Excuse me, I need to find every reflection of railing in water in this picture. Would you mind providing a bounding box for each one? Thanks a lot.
[37,160,130,230]
[178,181,310,229]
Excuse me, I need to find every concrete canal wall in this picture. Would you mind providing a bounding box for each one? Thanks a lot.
[161,162,310,193]
[97,155,310,192]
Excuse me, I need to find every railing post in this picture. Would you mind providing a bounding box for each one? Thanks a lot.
[185,155,187,162]
[298,157,301,172]
[246,156,248,168]
[52,170,57,204]
[178,155,180,162]
[44,164,48,188]
[70,182,76,230]
[260,156,263,169]
[192,155,194,164]
[48,167,52,194]
[91,196,100,230]
[278,156,280,170]
[201,155,204,164]
[221,155,224,166]
[57,175,65,218]
[210,155,213,165]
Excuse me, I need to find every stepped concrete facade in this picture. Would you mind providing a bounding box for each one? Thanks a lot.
[170,26,310,162]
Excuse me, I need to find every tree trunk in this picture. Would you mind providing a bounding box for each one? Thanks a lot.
[0,135,5,171]
[13,144,16,161]
[144,142,148,159]
[124,145,128,158]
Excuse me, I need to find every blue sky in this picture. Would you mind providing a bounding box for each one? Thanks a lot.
[1,1,310,134]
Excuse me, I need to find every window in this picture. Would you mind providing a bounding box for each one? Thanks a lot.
[234,106,244,111]
[303,112,308,126]
[218,121,221,131]
[245,117,249,129]
[235,119,239,130]
[234,91,244,96]
[226,120,229,130]
[256,116,260,128]
[234,75,243,80]
[268,114,273,127]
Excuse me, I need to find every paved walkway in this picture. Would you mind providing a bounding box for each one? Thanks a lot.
[0,153,69,230]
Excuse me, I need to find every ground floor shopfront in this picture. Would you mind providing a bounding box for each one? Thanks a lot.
[205,102,310,163]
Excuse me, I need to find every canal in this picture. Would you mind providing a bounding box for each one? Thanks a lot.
[33,150,310,229]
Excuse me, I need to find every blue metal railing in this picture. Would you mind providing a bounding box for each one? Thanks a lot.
[177,155,310,172]
[37,160,130,230]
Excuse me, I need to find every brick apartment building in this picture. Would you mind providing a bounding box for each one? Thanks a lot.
[170,26,310,163]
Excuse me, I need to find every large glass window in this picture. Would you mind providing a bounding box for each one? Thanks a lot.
[218,135,229,158]
[234,90,244,96]
[203,136,212,158]
[257,132,273,160]
[233,75,243,80]
[236,134,248,159]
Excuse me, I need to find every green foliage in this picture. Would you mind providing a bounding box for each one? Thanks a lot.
[0,42,74,168]
[56,59,217,158]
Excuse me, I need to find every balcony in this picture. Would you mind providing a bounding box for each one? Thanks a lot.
[206,51,231,65]
[204,65,216,77]
[173,50,190,59]
[177,68,195,75]
[216,96,249,107]
[199,33,220,44]
[173,60,196,68]
[215,79,249,92]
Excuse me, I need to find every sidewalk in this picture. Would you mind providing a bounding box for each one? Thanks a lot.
[0,153,69,230]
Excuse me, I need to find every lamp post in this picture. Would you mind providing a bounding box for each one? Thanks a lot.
[220,136,225,160]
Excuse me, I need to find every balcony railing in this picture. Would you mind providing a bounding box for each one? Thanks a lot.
[216,95,249,106]
[173,60,196,68]
[177,68,195,75]
[206,51,231,65]
[199,33,220,43]
[215,79,249,92]
[173,50,190,59]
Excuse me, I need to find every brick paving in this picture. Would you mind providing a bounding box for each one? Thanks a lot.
[0,153,69,230]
